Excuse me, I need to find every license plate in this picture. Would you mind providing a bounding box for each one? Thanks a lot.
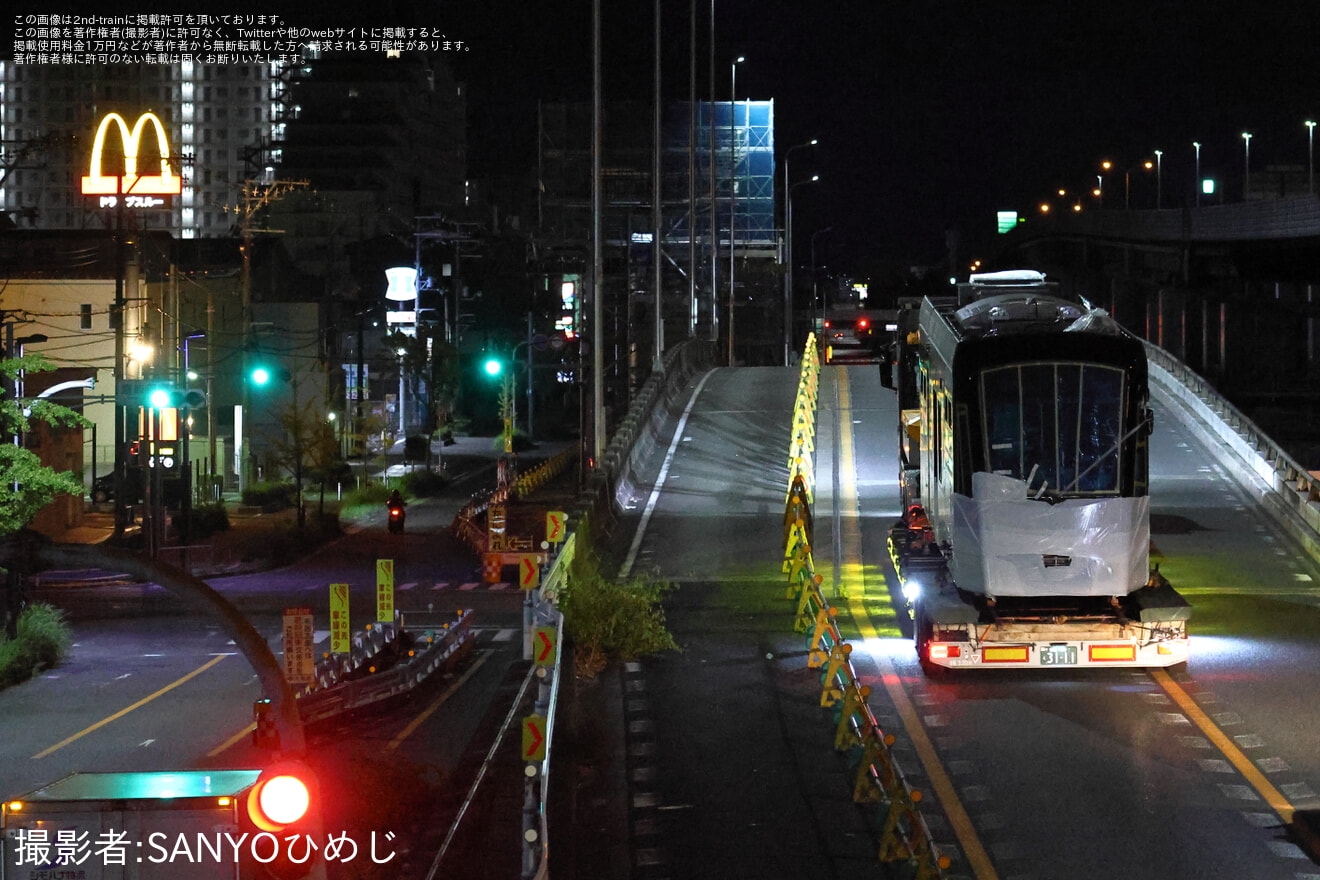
[1040,645,1078,665]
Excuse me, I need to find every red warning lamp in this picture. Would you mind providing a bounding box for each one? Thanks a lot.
[242,761,321,880]
[857,318,869,330]
[245,761,316,833]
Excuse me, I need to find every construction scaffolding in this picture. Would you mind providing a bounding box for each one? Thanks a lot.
[537,98,779,390]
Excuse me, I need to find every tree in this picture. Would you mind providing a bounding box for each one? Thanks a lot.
[0,352,86,638]
[267,394,323,529]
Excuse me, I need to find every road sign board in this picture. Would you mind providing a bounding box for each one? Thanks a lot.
[522,714,547,762]
[545,510,567,543]
[377,559,395,623]
[282,606,315,684]
[519,555,539,590]
[329,584,350,653]
[533,626,557,666]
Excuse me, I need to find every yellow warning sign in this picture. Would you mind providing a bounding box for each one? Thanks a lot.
[329,584,350,653]
[377,559,395,623]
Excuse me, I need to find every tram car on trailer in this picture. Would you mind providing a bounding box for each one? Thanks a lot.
[884,270,1190,671]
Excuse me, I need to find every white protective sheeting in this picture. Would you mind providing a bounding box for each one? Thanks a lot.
[949,471,1150,598]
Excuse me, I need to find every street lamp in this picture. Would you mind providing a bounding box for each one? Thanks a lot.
[1124,160,1152,210]
[1154,150,1163,209]
[811,226,833,329]
[783,138,817,367]
[1242,131,1252,201]
[728,54,745,366]
[1193,142,1201,206]
[1307,120,1316,194]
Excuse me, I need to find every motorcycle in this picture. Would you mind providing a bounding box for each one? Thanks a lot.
[387,503,406,534]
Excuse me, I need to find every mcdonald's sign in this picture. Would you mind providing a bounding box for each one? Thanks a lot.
[80,111,181,196]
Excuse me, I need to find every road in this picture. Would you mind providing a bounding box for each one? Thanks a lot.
[595,361,1320,880]
[8,357,1320,880]
[0,458,547,878]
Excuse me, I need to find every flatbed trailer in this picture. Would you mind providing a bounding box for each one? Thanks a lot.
[882,270,1191,672]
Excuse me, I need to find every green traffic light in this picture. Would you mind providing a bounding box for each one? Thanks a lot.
[148,388,171,408]
[484,359,502,377]
[252,367,270,385]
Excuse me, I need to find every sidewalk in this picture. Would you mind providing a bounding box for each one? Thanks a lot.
[37,434,579,584]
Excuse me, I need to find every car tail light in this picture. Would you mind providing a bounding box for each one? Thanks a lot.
[929,643,961,660]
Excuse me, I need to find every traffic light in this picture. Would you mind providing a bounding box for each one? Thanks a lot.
[242,760,322,880]
[483,357,503,376]
[250,365,291,386]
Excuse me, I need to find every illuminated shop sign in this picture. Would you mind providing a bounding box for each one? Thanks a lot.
[81,111,182,197]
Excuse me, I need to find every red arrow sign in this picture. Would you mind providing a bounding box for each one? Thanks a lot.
[522,715,546,761]
[536,628,555,664]
[520,556,539,589]
[546,510,567,543]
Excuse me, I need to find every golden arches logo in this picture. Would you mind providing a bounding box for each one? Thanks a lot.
[81,112,182,196]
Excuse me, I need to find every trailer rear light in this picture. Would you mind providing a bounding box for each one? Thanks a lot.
[1089,644,1137,662]
[929,643,961,660]
[1157,643,1179,656]
[983,646,1030,663]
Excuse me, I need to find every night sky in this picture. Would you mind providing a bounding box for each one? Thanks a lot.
[440,0,1319,275]
[15,0,1320,276]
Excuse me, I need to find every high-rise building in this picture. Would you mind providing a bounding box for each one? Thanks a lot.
[1,58,281,238]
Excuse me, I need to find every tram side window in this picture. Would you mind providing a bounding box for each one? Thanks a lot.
[983,367,1022,478]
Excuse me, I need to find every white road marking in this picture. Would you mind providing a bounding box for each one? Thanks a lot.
[621,370,715,578]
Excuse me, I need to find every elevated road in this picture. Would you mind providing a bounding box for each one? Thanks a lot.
[586,358,1320,880]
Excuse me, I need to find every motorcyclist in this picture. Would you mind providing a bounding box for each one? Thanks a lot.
[387,489,407,533]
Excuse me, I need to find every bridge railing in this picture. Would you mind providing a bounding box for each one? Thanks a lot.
[1144,340,1320,560]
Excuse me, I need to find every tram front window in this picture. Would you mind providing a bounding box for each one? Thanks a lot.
[981,363,1125,496]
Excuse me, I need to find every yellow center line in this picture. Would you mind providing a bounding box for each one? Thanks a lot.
[387,653,488,751]
[33,654,230,759]
[208,722,257,758]
[836,368,1000,880]
[1151,668,1296,822]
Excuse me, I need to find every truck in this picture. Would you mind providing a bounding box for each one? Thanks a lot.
[882,269,1191,671]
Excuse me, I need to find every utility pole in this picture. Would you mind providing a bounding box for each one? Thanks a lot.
[234,179,307,494]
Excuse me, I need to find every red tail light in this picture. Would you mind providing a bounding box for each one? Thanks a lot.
[857,318,869,330]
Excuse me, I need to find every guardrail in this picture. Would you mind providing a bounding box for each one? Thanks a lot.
[450,448,578,555]
[1143,340,1320,561]
[292,609,476,726]
[783,334,950,880]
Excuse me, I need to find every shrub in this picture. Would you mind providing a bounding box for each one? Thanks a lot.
[241,480,295,510]
[401,469,448,497]
[559,512,678,677]
[343,481,394,508]
[0,603,72,690]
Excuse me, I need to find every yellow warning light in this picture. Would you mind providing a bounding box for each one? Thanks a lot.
[6,801,21,812]
[218,796,231,806]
